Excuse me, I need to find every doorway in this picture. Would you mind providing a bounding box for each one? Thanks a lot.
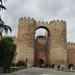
[34,26,50,67]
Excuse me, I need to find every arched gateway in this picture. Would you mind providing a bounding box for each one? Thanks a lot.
[34,26,50,67]
[15,17,67,68]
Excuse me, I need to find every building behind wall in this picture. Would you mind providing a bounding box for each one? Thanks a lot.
[34,36,47,64]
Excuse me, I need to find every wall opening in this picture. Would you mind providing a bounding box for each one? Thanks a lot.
[34,26,50,67]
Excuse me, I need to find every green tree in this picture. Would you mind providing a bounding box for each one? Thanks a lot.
[0,17,12,38]
[0,0,12,39]
[0,37,16,72]
[0,0,7,10]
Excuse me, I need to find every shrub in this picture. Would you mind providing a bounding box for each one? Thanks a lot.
[16,60,25,66]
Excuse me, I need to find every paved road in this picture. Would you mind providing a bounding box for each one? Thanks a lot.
[1,67,75,75]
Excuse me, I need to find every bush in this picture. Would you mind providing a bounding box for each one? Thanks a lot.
[16,60,25,66]
[0,37,16,73]
[11,63,16,66]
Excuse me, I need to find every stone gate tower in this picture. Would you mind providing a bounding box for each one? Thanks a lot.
[49,20,67,67]
[15,17,36,67]
[15,17,68,68]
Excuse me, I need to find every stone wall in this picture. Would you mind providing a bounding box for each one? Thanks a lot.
[34,36,47,63]
[49,20,67,67]
[14,17,75,68]
[67,42,75,66]
[15,17,36,67]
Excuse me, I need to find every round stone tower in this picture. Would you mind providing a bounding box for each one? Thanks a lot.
[15,17,36,67]
[49,20,67,68]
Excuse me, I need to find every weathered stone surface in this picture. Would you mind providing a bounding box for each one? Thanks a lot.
[14,17,75,68]
[67,42,75,66]
[15,17,36,67]
[34,36,47,63]
[49,20,67,67]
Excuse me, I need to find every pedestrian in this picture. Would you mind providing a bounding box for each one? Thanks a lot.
[58,64,60,70]
[26,58,28,68]
[55,65,57,70]
[70,66,73,71]
[61,64,64,71]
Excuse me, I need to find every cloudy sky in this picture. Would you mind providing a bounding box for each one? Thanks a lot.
[1,0,75,42]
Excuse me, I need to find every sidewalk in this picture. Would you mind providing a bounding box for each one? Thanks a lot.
[0,67,75,75]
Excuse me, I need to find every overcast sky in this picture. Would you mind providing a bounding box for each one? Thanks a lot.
[1,0,75,42]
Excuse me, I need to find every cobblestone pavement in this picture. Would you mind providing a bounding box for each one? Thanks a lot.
[1,67,75,75]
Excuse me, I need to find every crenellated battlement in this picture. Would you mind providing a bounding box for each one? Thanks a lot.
[19,17,66,25]
[37,19,66,25]
[67,42,75,46]
[49,19,66,25]
[10,36,16,40]
[19,17,35,22]
[37,21,49,25]
[36,36,46,40]
[36,36,47,44]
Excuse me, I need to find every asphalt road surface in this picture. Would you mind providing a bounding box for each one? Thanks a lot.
[1,67,75,75]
